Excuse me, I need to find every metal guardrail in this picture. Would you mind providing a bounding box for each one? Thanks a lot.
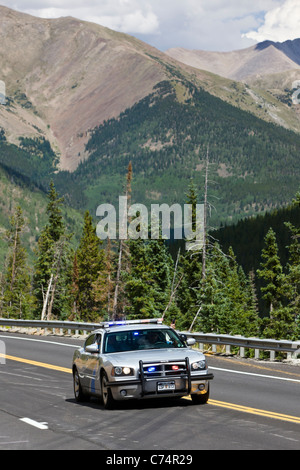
[0,318,299,361]
[183,331,300,361]
[0,318,98,333]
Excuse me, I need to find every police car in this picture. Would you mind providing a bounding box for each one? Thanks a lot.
[72,319,213,409]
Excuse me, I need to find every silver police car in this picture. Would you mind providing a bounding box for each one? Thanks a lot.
[72,319,213,409]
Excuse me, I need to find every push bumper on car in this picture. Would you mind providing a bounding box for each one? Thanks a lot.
[106,357,214,401]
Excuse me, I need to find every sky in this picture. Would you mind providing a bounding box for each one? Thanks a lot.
[1,0,300,51]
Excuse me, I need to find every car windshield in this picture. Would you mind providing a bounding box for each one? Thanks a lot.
[103,328,186,353]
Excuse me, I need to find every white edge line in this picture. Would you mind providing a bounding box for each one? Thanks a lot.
[210,366,300,383]
[0,335,79,348]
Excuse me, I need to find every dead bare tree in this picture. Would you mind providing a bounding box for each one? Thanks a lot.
[112,162,132,320]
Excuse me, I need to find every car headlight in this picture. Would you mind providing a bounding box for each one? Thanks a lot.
[112,366,134,376]
[191,360,207,371]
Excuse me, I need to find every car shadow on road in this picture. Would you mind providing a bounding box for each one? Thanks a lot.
[65,396,193,411]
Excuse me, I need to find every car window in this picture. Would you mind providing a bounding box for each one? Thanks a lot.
[95,333,102,347]
[103,329,185,353]
[84,334,96,349]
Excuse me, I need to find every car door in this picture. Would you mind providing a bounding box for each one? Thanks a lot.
[85,333,102,394]
[79,333,98,390]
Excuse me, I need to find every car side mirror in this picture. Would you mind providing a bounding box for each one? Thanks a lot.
[85,343,99,354]
[186,338,196,346]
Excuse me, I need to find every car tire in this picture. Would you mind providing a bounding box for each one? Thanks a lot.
[191,385,210,405]
[73,367,87,402]
[101,372,115,410]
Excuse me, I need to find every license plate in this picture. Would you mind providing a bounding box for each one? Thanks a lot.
[157,381,175,391]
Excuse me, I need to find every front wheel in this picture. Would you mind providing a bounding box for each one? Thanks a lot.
[101,373,115,410]
[73,367,87,402]
[191,385,210,405]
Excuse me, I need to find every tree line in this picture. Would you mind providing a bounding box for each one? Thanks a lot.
[0,168,299,343]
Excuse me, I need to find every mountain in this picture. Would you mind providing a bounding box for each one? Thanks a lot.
[0,5,300,232]
[1,4,299,173]
[166,39,300,82]
[56,79,300,228]
[166,39,300,134]
[0,5,170,171]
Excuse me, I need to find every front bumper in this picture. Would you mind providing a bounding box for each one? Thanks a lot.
[106,357,214,401]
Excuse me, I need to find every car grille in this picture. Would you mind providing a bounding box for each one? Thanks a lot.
[140,359,188,378]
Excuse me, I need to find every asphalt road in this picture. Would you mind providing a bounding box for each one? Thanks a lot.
[0,331,299,451]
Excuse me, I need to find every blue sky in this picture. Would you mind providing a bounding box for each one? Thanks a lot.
[1,0,299,51]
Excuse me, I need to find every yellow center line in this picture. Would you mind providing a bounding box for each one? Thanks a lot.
[0,353,72,374]
[2,354,300,424]
[209,399,300,424]
[183,396,300,424]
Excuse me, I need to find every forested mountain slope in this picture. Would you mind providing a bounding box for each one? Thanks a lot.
[54,79,300,226]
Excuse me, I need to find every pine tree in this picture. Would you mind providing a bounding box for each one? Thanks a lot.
[33,181,72,319]
[176,179,202,330]
[93,238,115,320]
[284,191,300,318]
[257,228,284,315]
[176,249,202,330]
[125,237,174,319]
[70,253,80,320]
[76,211,104,322]
[46,181,64,242]
[2,206,34,318]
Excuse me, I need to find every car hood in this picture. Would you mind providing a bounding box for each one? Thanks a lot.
[104,348,205,365]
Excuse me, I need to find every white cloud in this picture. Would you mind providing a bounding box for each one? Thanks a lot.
[7,0,160,35]
[2,0,299,51]
[244,0,300,42]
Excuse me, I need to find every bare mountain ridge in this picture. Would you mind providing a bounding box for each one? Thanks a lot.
[166,39,300,82]
[0,5,169,170]
[256,39,300,66]
[1,5,233,172]
[0,5,299,173]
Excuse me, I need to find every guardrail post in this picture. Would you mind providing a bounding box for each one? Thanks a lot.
[239,347,245,358]
[270,350,275,361]
[0,340,5,364]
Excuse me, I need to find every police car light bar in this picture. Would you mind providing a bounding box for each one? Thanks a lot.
[100,318,163,328]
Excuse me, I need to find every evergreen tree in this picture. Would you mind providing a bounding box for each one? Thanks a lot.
[2,205,34,318]
[33,181,73,319]
[190,243,260,336]
[176,180,203,330]
[263,306,298,340]
[257,228,284,315]
[284,192,300,318]
[125,237,174,319]
[93,238,115,320]
[176,249,202,330]
[76,211,104,322]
